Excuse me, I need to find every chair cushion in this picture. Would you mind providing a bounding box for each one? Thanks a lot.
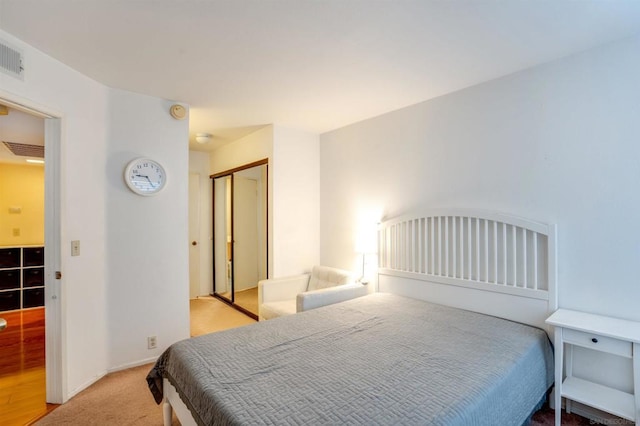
[297,284,368,313]
[261,300,297,320]
[307,265,354,291]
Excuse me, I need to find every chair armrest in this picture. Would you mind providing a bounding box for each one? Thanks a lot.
[296,283,368,312]
[259,274,310,304]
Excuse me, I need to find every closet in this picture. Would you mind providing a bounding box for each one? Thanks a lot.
[211,159,267,319]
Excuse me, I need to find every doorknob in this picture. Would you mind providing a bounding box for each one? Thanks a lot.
[192,241,197,246]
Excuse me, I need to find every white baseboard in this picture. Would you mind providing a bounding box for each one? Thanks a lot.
[67,370,108,400]
[63,357,159,402]
[107,356,159,374]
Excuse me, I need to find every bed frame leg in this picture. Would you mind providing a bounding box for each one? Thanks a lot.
[163,397,173,426]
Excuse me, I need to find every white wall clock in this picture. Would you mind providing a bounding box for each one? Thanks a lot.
[124,158,167,196]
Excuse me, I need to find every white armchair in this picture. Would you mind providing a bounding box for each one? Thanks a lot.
[258,265,368,320]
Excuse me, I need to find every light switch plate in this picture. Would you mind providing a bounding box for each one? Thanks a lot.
[71,240,80,256]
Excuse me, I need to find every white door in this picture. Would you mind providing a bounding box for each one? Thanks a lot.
[188,173,200,299]
[44,117,63,403]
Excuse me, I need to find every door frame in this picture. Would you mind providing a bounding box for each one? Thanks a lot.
[0,92,64,403]
[210,159,268,320]
[188,172,201,299]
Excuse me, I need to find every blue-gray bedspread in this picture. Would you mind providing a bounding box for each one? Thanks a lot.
[147,293,553,425]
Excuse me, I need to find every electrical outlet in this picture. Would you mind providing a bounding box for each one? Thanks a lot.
[147,336,157,349]
[12,228,20,236]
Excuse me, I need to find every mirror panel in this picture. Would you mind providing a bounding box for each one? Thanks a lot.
[213,175,232,301]
[232,165,267,316]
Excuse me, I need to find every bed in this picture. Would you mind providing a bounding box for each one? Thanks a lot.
[147,209,558,425]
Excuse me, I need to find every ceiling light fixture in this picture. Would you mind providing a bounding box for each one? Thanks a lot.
[195,133,212,144]
[26,159,44,164]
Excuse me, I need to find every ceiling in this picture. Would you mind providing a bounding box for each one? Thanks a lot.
[0,106,44,164]
[1,0,640,152]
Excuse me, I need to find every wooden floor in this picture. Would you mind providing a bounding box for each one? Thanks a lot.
[0,308,55,426]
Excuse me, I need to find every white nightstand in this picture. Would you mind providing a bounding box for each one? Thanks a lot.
[546,309,640,426]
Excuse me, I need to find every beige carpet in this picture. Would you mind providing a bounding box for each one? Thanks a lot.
[190,296,256,337]
[233,287,258,316]
[215,287,259,317]
[34,297,255,425]
[33,363,176,426]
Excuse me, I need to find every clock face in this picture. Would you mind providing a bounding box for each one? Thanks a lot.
[124,158,167,196]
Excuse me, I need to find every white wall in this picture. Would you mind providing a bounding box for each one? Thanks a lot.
[189,150,213,296]
[106,89,190,370]
[209,125,320,278]
[210,125,274,276]
[320,34,640,322]
[210,125,273,173]
[0,29,110,398]
[0,29,190,399]
[272,126,320,276]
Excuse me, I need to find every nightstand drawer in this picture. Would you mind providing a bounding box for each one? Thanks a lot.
[563,328,632,358]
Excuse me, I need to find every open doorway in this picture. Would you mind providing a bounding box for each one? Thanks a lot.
[0,96,62,422]
[0,103,50,424]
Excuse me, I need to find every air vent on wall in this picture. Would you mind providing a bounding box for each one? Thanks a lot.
[2,141,44,158]
[0,38,24,80]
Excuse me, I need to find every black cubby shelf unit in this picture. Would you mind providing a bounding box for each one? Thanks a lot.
[0,246,45,312]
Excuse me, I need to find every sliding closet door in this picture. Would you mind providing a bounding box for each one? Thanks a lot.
[233,176,259,292]
[211,160,268,319]
[212,175,232,302]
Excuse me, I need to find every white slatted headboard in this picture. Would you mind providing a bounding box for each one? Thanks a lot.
[377,209,557,330]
